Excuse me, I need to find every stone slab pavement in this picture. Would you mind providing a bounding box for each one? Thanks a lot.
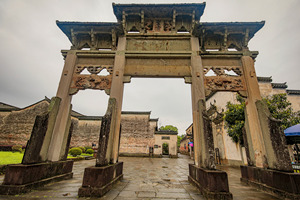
[0,154,280,200]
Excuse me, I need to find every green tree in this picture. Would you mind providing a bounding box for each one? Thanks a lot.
[224,93,300,144]
[177,135,185,148]
[224,95,245,145]
[263,93,300,130]
[159,125,178,132]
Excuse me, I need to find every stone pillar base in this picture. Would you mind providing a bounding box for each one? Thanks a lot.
[240,165,300,199]
[188,164,233,200]
[0,160,73,195]
[78,162,123,197]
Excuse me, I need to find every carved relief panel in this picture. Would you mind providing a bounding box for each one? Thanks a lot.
[69,65,113,95]
[144,19,174,33]
[203,66,246,92]
[122,9,195,34]
[126,39,191,51]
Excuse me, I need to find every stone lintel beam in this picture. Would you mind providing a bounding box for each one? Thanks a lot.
[61,50,116,59]
[200,51,258,59]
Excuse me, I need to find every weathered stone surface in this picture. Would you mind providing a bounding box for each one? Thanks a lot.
[120,113,156,155]
[242,127,254,166]
[0,98,158,156]
[22,97,63,163]
[22,113,49,164]
[96,114,112,166]
[0,101,49,146]
[241,165,300,199]
[0,160,73,195]
[0,112,8,127]
[189,164,232,200]
[62,122,74,160]
[70,117,100,147]
[78,162,123,197]
[202,112,216,169]
[255,100,293,172]
[96,97,117,166]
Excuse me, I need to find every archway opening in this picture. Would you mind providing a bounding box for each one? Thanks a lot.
[162,143,169,155]
[69,90,109,151]
[120,78,192,159]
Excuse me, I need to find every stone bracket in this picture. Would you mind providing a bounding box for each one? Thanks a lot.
[123,76,131,83]
[184,76,192,84]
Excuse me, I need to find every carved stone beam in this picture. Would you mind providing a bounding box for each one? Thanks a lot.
[204,76,246,91]
[69,74,112,95]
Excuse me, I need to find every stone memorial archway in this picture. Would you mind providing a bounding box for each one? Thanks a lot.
[1,3,298,200]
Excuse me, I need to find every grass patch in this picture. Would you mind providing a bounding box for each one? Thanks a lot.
[0,151,24,165]
[0,151,94,165]
[67,153,93,159]
[82,153,94,157]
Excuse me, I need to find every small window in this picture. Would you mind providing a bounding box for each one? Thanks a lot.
[162,136,170,140]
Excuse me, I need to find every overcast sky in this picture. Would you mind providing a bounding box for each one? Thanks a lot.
[1,0,299,135]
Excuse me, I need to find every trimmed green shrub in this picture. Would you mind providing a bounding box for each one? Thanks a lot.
[86,149,94,154]
[78,146,85,153]
[69,147,82,157]
[85,146,92,151]
[12,145,22,153]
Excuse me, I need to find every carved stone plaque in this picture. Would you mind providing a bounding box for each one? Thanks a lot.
[204,76,246,91]
[70,74,112,90]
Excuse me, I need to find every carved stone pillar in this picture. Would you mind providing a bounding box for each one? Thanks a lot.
[47,50,77,161]
[96,98,117,166]
[255,100,293,171]
[110,36,126,164]
[22,97,61,164]
[242,55,292,171]
[190,37,215,169]
[241,55,267,168]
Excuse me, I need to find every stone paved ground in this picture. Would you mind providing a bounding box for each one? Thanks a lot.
[0,154,280,200]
